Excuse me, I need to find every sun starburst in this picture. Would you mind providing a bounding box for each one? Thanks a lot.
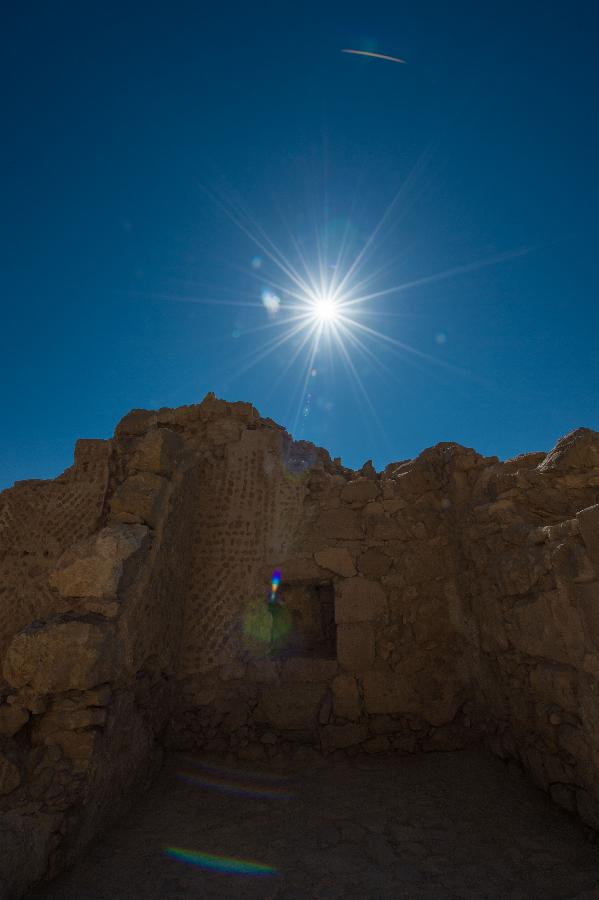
[128,176,530,443]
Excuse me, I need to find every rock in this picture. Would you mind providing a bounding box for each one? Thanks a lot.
[110,473,167,527]
[278,557,328,581]
[320,723,368,752]
[115,408,158,436]
[336,623,375,671]
[34,706,106,738]
[341,478,379,505]
[219,661,246,681]
[237,743,266,761]
[331,679,361,729]
[550,782,577,812]
[551,541,596,583]
[256,684,326,730]
[130,428,183,476]
[363,735,390,753]
[246,661,279,682]
[576,787,599,830]
[3,615,122,693]
[10,687,47,714]
[0,754,21,795]
[575,582,599,650]
[0,813,50,899]
[206,418,244,445]
[578,505,599,565]
[318,693,332,724]
[362,668,460,726]
[49,524,149,602]
[357,548,392,578]
[5,396,599,892]
[81,684,112,706]
[314,547,356,577]
[44,729,97,768]
[0,703,29,737]
[362,501,385,518]
[281,658,337,682]
[538,428,599,472]
[315,508,363,540]
[335,578,387,624]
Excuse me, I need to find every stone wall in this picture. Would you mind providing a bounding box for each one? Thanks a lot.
[0,393,598,896]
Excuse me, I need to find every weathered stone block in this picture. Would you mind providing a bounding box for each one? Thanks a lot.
[320,722,368,752]
[110,472,166,527]
[256,683,326,730]
[362,501,385,517]
[318,693,332,724]
[335,577,387,624]
[206,417,243,445]
[130,428,183,476]
[357,548,392,578]
[363,670,416,716]
[369,714,399,734]
[551,541,596,583]
[281,658,338,682]
[219,661,246,681]
[0,812,50,899]
[3,615,122,693]
[246,660,279,682]
[49,524,149,601]
[315,508,363,540]
[550,782,577,813]
[278,557,327,581]
[34,706,107,738]
[46,729,96,768]
[363,735,390,753]
[538,427,599,472]
[362,668,460,726]
[529,663,578,712]
[332,674,361,720]
[506,592,571,662]
[578,505,599,565]
[341,478,379,505]
[337,623,375,671]
[365,514,406,542]
[115,408,158,436]
[314,547,356,577]
[0,754,21,796]
[0,704,29,737]
[575,582,599,651]
[576,787,599,830]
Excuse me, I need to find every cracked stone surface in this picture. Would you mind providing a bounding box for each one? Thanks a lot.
[27,750,599,899]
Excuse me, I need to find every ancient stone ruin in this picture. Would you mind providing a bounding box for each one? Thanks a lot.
[1,392,598,897]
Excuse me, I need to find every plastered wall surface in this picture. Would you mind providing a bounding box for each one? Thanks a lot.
[1,392,598,897]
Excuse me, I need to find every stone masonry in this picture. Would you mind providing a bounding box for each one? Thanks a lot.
[1,392,598,896]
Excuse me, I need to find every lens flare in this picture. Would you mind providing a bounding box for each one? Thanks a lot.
[269,568,281,604]
[164,847,278,876]
[177,770,294,801]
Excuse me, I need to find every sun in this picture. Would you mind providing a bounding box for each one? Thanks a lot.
[309,290,339,324]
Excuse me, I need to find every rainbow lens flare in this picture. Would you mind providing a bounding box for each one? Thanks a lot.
[177,770,294,801]
[269,568,282,604]
[164,847,278,876]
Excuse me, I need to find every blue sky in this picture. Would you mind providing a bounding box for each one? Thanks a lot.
[1,1,598,490]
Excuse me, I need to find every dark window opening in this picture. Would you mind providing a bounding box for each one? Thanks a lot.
[268,582,336,659]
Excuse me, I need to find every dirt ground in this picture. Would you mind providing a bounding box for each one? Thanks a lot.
[27,749,599,899]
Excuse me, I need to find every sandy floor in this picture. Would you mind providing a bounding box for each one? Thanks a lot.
[27,749,599,899]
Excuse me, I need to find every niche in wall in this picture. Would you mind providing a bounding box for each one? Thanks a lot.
[269,582,336,659]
